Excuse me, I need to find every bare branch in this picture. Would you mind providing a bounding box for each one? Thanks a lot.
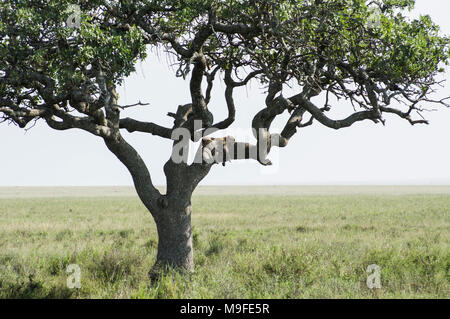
[115,101,150,110]
[119,118,173,139]
[290,94,382,129]
[104,133,162,214]
[380,107,429,125]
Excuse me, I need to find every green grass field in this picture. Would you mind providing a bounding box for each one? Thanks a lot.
[0,186,449,299]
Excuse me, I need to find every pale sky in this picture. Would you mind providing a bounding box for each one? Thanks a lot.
[1,0,449,186]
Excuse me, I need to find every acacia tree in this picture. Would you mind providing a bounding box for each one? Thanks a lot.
[1,0,449,273]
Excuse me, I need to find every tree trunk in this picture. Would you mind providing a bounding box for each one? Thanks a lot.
[104,134,210,278]
[153,198,194,272]
[150,160,203,276]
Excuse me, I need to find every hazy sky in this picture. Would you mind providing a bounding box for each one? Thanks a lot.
[1,0,449,186]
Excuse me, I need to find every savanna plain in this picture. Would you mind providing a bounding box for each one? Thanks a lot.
[0,186,448,299]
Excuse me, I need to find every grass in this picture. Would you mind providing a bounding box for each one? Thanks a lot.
[0,187,448,298]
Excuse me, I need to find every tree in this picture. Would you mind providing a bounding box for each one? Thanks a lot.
[1,0,449,274]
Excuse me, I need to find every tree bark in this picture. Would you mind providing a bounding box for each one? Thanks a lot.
[153,196,194,272]
[152,160,194,273]
[150,159,211,274]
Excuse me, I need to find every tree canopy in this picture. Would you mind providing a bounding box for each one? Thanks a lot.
[1,0,449,134]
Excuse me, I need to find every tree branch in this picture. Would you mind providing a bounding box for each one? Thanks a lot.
[290,94,382,129]
[104,133,162,215]
[119,118,173,138]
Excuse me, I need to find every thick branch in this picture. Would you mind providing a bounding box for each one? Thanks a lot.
[190,53,213,127]
[119,118,173,139]
[104,133,162,215]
